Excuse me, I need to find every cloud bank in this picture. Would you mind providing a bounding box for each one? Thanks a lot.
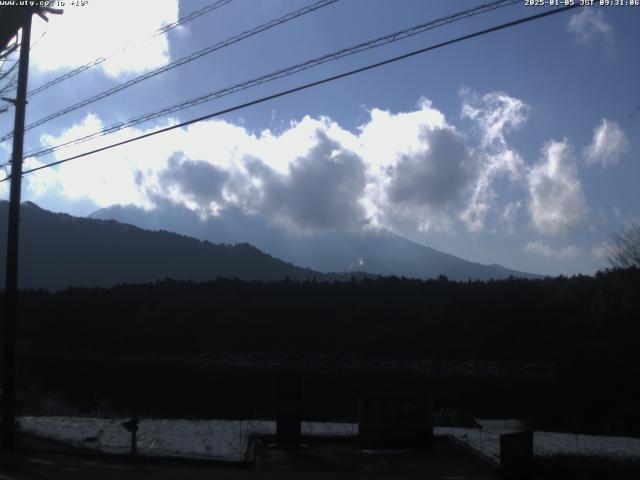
[30,0,179,77]
[525,240,582,260]
[10,90,605,249]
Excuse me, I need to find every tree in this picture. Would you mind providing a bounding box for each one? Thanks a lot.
[608,220,640,269]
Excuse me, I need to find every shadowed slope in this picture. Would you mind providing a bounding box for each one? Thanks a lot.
[0,201,348,290]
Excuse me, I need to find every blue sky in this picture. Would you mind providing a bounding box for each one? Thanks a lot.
[0,0,638,276]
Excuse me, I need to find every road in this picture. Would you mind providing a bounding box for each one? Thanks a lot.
[0,441,499,480]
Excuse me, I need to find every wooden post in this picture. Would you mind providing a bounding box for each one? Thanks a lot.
[2,10,32,453]
[132,429,138,455]
[121,418,140,455]
[500,431,533,480]
[276,372,301,447]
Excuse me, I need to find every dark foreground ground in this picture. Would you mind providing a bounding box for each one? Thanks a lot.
[0,434,498,480]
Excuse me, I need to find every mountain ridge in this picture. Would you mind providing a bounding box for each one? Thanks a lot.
[90,202,541,281]
[0,201,366,290]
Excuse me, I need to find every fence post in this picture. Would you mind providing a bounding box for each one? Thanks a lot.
[276,372,302,447]
[500,431,533,480]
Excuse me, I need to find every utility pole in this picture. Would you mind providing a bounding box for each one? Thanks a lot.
[2,10,32,453]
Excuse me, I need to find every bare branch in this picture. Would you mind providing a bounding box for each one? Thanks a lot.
[608,220,640,269]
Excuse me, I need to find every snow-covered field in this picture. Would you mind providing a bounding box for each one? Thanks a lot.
[437,421,640,464]
[18,417,355,461]
[17,416,640,463]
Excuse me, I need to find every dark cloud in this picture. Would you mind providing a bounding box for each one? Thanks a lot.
[252,132,369,232]
[387,127,476,210]
[158,153,229,206]
[152,133,369,233]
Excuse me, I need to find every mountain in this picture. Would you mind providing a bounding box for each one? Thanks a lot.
[0,201,351,291]
[91,202,539,281]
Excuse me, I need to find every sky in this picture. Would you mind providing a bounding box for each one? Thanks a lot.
[0,0,638,276]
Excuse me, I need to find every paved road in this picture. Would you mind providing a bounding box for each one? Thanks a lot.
[0,438,499,479]
[1,452,255,480]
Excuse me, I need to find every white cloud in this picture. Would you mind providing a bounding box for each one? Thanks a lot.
[567,9,613,46]
[14,92,562,237]
[30,0,179,77]
[583,118,628,167]
[591,241,613,260]
[357,99,447,173]
[459,90,529,232]
[527,140,587,236]
[461,90,529,151]
[501,201,521,234]
[21,113,185,209]
[15,99,463,233]
[525,240,582,260]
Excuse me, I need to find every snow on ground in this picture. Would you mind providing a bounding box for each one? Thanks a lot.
[17,416,640,463]
[437,422,640,464]
[18,417,355,461]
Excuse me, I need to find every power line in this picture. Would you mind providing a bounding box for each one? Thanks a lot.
[22,0,520,160]
[25,0,236,99]
[0,0,339,143]
[1,3,579,183]
[0,57,19,82]
[0,33,20,108]
[0,29,46,110]
[0,39,19,60]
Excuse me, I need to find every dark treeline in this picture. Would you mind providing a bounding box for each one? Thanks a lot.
[6,267,640,432]
[14,268,640,360]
